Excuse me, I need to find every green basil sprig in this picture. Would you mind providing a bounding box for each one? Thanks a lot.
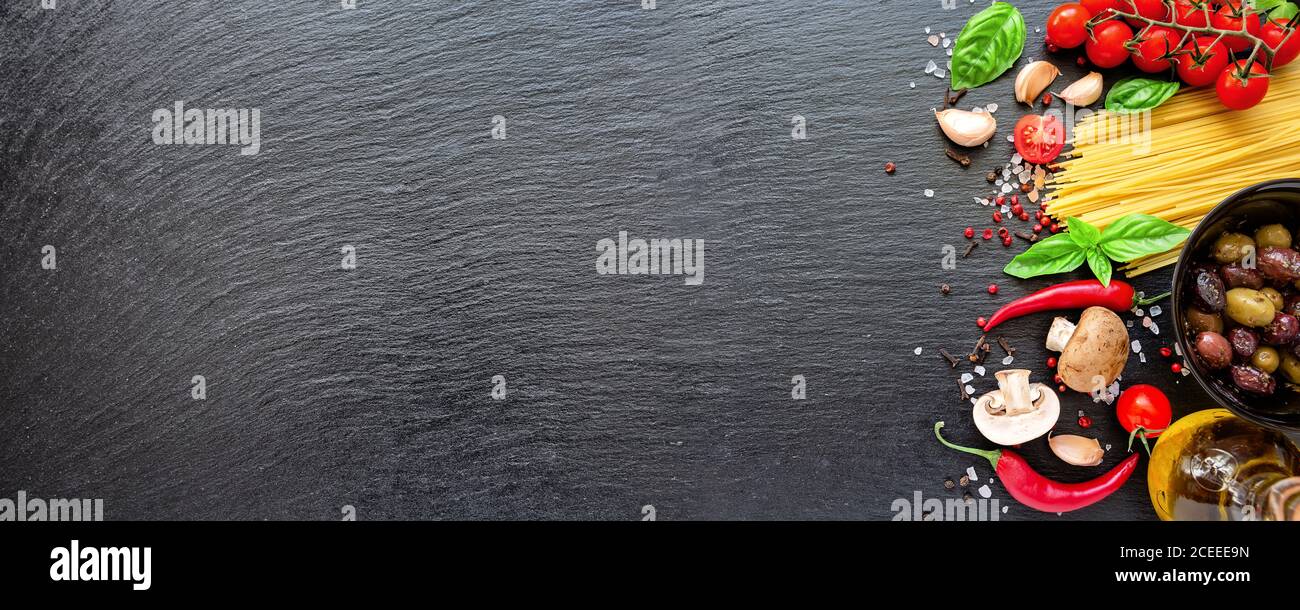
[1255,0,1299,19]
[951,2,1026,91]
[1004,214,1190,286]
[1105,77,1181,113]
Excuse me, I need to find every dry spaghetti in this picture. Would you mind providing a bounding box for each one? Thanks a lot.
[1045,68,1300,276]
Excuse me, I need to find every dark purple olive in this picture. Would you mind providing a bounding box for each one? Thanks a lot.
[1230,365,1276,395]
[1194,331,1233,369]
[1285,295,1300,319]
[1263,312,1300,345]
[1256,247,1300,282]
[1228,327,1259,361]
[1193,267,1226,312]
[1220,263,1264,289]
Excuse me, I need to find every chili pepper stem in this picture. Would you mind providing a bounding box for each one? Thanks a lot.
[1134,291,1171,307]
[934,422,1001,470]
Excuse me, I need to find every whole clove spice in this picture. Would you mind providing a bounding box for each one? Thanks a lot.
[962,241,978,258]
[958,379,970,401]
[986,170,998,183]
[968,335,987,363]
[1015,230,1038,243]
[940,283,951,295]
[959,474,970,487]
[997,336,1016,356]
[945,148,972,167]
[940,348,959,368]
[944,478,956,490]
[945,87,968,108]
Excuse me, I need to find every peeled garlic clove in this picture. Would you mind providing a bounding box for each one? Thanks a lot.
[934,109,997,147]
[1048,433,1105,467]
[1057,71,1103,107]
[1015,61,1060,105]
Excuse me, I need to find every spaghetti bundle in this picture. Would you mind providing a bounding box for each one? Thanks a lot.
[1045,68,1300,276]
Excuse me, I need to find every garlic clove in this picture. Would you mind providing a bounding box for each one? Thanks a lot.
[934,109,997,147]
[1057,71,1103,107]
[1014,61,1061,105]
[1048,433,1105,467]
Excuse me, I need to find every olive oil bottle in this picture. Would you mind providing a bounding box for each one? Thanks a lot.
[1149,409,1300,521]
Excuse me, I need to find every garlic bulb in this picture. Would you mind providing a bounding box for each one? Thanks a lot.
[934,109,997,147]
[1048,433,1105,467]
[1058,72,1103,107]
[1015,61,1061,105]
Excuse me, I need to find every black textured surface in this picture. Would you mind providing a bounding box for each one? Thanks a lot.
[0,1,1226,520]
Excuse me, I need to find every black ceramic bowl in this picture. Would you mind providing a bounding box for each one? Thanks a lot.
[1173,179,1300,431]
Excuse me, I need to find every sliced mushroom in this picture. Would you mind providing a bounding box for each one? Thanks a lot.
[972,369,1060,446]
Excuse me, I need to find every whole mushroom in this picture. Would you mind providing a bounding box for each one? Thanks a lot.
[972,369,1060,446]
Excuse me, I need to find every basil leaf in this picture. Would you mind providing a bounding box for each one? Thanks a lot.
[1004,233,1086,279]
[1067,217,1101,249]
[1273,1,1300,20]
[1098,213,1191,262]
[1105,77,1181,113]
[1086,247,1113,287]
[1254,0,1286,11]
[951,2,1026,91]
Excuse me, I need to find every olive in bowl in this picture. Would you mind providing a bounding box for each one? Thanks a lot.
[1173,179,1300,431]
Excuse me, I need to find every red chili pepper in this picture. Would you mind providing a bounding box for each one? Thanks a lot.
[934,422,1138,513]
[980,279,1169,331]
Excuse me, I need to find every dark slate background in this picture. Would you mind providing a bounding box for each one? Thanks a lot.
[0,0,1223,520]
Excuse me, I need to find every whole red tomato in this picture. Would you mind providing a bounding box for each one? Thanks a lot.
[1087,19,1135,68]
[1216,60,1270,110]
[1047,3,1093,49]
[1116,384,1172,443]
[1132,26,1181,73]
[1177,36,1231,87]
[1081,0,1122,20]
[1127,0,1171,26]
[1211,1,1263,52]
[1261,19,1300,68]
[1173,0,1211,28]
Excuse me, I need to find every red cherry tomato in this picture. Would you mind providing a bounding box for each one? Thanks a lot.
[1177,36,1230,87]
[1173,0,1210,28]
[1132,26,1181,73]
[1216,60,1270,110]
[1013,113,1066,165]
[1086,19,1135,68]
[1127,0,1171,27]
[1211,1,1263,52]
[1047,3,1093,49]
[1116,384,1172,440]
[1081,0,1122,20]
[1261,19,1300,68]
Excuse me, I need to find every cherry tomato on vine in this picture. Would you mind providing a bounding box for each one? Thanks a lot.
[1126,0,1171,27]
[1211,1,1263,53]
[1013,113,1065,165]
[1047,3,1092,49]
[1081,0,1121,20]
[1177,36,1230,87]
[1086,19,1135,68]
[1172,0,1211,29]
[1216,59,1270,110]
[1261,19,1300,68]
[1131,25,1181,73]
[1116,384,1172,444]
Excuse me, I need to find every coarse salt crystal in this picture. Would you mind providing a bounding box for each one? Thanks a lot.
[1002,355,1014,365]
[1150,322,1160,335]
[1028,190,1040,203]
[965,384,976,396]
[986,103,998,113]
[1150,305,1162,317]
[925,60,937,74]
[1011,153,1023,164]
[1002,183,1013,194]
[1131,340,1142,352]
[928,35,940,46]
[1134,308,1144,317]
[909,81,916,88]
[943,37,952,48]
[960,372,974,384]
[947,48,953,56]
[967,466,978,482]
[914,347,923,355]
[974,365,986,376]
[1140,352,1147,363]
[978,485,992,498]
[1142,316,1153,328]
[924,189,935,197]
[934,69,946,78]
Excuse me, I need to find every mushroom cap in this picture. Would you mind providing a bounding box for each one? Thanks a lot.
[972,383,1061,446]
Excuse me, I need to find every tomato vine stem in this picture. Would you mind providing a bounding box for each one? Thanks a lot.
[1104,0,1298,71]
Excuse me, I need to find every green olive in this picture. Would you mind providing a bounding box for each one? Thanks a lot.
[1255,224,1293,249]
[1261,287,1285,311]
[1281,353,1300,384]
[1185,307,1224,335]
[1225,287,1276,327]
[1253,346,1281,374]
[1213,232,1256,264]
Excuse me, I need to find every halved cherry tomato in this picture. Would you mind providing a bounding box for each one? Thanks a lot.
[1047,3,1093,49]
[1261,19,1300,68]
[1216,59,1270,110]
[1173,0,1211,28]
[1177,36,1230,87]
[1131,26,1181,73]
[1211,1,1263,52]
[1086,19,1135,68]
[1013,113,1066,165]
